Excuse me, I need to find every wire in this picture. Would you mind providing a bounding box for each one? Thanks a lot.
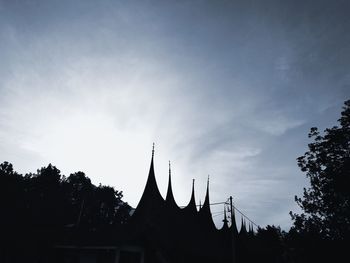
[226,201,259,228]
[207,201,228,206]
[221,198,259,228]
[212,211,225,215]
[179,201,227,208]
[178,197,259,229]
[213,212,225,218]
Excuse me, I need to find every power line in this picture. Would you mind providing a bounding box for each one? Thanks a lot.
[212,211,225,215]
[179,201,227,208]
[224,198,259,228]
[179,198,259,229]
[213,212,225,218]
[207,201,228,206]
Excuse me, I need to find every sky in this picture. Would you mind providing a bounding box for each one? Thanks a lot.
[0,0,349,230]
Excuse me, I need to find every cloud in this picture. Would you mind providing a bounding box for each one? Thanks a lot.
[253,113,305,136]
[1,0,350,230]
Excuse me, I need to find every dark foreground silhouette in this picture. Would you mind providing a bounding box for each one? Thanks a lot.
[0,163,131,262]
[0,100,349,263]
[0,160,346,263]
[0,159,286,263]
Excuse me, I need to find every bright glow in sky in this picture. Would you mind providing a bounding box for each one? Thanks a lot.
[1,0,349,229]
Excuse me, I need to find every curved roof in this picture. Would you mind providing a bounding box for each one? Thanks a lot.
[198,178,216,230]
[239,217,248,236]
[182,179,197,216]
[165,162,180,210]
[132,152,164,220]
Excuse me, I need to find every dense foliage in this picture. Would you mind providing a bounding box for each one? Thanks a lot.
[290,100,350,240]
[0,162,131,232]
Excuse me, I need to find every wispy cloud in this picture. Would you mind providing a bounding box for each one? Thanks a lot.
[1,0,349,229]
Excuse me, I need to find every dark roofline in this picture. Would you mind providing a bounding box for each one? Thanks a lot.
[165,161,180,209]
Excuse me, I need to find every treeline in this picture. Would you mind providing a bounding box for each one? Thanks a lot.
[0,162,131,241]
[243,100,350,263]
[238,224,347,263]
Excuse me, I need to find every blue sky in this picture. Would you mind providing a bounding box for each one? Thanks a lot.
[1,0,349,229]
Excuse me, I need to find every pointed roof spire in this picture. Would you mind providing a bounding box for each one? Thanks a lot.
[132,144,164,219]
[165,161,178,208]
[240,216,248,235]
[201,175,210,211]
[165,161,173,200]
[191,179,195,199]
[183,179,197,214]
[190,179,196,206]
[248,222,254,235]
[198,175,216,230]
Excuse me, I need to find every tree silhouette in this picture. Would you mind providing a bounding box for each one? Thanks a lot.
[255,225,287,262]
[290,100,350,241]
[0,163,132,262]
[23,164,64,227]
[0,163,131,238]
[0,162,25,227]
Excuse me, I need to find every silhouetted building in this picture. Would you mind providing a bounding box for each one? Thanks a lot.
[54,149,251,263]
[123,149,243,263]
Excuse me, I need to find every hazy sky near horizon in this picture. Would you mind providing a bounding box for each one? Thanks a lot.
[1,0,350,229]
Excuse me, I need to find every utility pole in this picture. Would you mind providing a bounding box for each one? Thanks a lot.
[230,196,236,263]
[230,196,234,227]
